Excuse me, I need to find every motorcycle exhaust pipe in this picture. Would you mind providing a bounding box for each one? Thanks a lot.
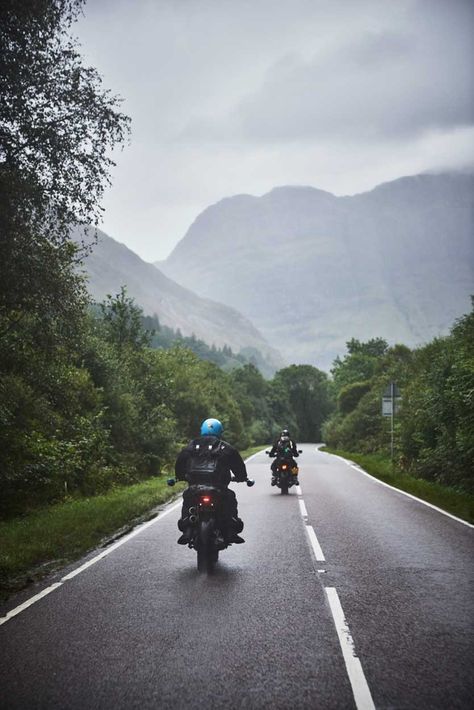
[188,507,196,515]
[189,514,198,523]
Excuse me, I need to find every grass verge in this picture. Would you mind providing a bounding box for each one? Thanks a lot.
[321,447,474,525]
[0,444,266,601]
[241,445,267,459]
[0,476,185,600]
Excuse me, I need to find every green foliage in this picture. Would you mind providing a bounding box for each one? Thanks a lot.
[337,381,371,415]
[323,312,474,492]
[0,476,186,596]
[142,312,261,371]
[400,306,474,490]
[0,0,130,235]
[100,287,152,352]
[272,365,334,441]
[331,338,388,389]
[0,2,133,517]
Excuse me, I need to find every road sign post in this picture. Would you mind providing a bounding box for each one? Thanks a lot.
[382,382,401,463]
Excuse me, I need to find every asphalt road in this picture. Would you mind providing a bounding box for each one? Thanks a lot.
[1,446,473,709]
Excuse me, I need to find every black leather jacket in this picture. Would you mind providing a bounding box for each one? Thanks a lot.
[269,437,298,459]
[175,435,247,488]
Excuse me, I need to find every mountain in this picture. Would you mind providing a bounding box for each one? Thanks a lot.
[73,228,283,375]
[160,173,474,370]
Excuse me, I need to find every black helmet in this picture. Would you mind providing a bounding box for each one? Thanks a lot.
[281,428,290,437]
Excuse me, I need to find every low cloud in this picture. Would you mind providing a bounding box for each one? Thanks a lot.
[184,7,473,144]
[77,0,474,261]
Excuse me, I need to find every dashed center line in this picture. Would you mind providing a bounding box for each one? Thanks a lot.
[298,497,309,520]
[305,524,326,561]
[295,462,375,710]
[326,587,376,710]
[296,482,325,562]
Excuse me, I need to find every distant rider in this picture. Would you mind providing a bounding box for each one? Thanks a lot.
[175,418,247,545]
[268,428,300,485]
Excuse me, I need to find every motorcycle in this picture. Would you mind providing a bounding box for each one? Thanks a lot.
[167,477,255,573]
[266,449,302,494]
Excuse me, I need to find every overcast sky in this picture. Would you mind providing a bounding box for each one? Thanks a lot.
[76,0,474,262]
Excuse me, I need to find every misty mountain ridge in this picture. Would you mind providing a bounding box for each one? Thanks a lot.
[73,227,283,376]
[160,172,474,370]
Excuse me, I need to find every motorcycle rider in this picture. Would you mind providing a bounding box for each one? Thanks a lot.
[268,428,300,485]
[175,418,247,545]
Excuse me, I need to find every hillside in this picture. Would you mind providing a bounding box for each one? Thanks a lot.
[161,173,474,369]
[74,228,283,375]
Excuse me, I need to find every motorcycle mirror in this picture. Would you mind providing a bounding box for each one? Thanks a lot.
[298,450,303,454]
[246,479,255,487]
[167,478,176,486]
[265,450,270,454]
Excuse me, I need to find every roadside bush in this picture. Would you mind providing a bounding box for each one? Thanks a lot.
[337,381,371,415]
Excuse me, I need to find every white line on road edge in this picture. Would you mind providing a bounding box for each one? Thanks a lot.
[1,450,264,627]
[62,501,181,581]
[326,451,473,529]
[243,449,267,464]
[306,525,326,562]
[0,500,181,627]
[0,583,63,627]
[0,449,265,626]
[325,587,376,710]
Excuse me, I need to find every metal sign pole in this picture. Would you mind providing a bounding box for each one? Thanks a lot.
[390,382,394,463]
[382,383,401,465]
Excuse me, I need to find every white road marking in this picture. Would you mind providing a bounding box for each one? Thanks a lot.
[62,501,181,581]
[325,587,376,710]
[298,498,309,520]
[0,583,63,627]
[306,525,326,562]
[0,499,181,626]
[243,449,267,463]
[294,473,326,561]
[324,451,473,529]
[1,449,264,626]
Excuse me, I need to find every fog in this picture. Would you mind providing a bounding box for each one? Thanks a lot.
[77,0,474,261]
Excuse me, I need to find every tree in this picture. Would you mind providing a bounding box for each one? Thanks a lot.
[273,365,333,441]
[1,0,130,234]
[100,288,152,353]
[400,303,474,490]
[0,0,130,337]
[0,1,131,513]
[331,338,389,390]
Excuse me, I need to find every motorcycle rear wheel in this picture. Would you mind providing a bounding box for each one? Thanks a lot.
[196,520,216,573]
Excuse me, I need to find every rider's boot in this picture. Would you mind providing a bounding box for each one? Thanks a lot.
[177,516,193,544]
[177,527,193,544]
[226,517,245,544]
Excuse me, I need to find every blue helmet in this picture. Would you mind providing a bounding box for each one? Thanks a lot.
[200,418,223,437]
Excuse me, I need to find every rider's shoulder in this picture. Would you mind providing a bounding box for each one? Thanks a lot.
[217,439,238,454]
